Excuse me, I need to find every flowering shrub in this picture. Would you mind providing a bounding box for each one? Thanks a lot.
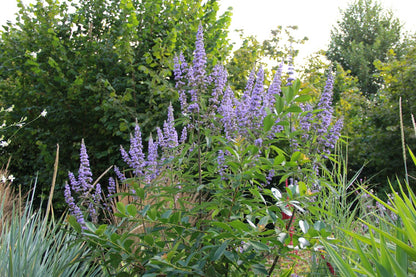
[66,25,342,276]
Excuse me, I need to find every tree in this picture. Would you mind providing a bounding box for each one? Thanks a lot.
[0,0,232,209]
[326,0,402,96]
[226,26,307,93]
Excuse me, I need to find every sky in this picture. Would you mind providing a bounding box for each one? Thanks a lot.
[1,0,416,63]
[218,0,416,62]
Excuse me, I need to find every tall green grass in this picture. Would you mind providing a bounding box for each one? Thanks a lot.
[320,110,416,276]
[0,177,102,277]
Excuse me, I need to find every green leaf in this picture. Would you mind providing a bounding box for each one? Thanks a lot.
[248,240,269,251]
[116,202,126,215]
[275,96,284,114]
[211,221,233,233]
[286,105,303,113]
[109,253,122,268]
[144,235,154,246]
[95,224,107,236]
[290,151,301,162]
[126,204,137,217]
[321,241,358,277]
[136,187,145,200]
[252,263,269,275]
[212,241,228,261]
[67,215,82,233]
[294,94,311,103]
[229,220,250,232]
[274,154,285,165]
[263,113,274,132]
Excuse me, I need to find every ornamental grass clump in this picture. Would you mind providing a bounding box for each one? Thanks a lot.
[0,178,102,277]
[66,25,343,276]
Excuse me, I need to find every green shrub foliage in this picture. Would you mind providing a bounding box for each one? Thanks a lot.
[0,0,232,208]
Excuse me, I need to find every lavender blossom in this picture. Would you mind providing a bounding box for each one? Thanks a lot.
[249,67,265,115]
[64,183,86,229]
[107,177,116,198]
[266,169,275,186]
[162,103,178,149]
[192,24,207,87]
[217,150,227,180]
[300,103,313,141]
[156,127,165,149]
[179,126,187,144]
[264,63,283,110]
[210,64,228,109]
[218,86,237,140]
[120,124,146,176]
[286,56,295,86]
[88,201,98,224]
[236,69,256,131]
[68,171,80,193]
[315,73,334,136]
[145,135,158,183]
[174,53,188,112]
[78,139,93,192]
[254,138,263,147]
[114,166,126,182]
[173,52,187,89]
[324,118,343,150]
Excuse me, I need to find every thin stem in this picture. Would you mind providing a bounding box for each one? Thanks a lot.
[268,207,296,276]
[399,97,409,185]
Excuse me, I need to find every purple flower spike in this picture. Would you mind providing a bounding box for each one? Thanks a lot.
[315,73,334,136]
[179,126,187,144]
[217,150,228,180]
[145,135,158,183]
[88,201,98,224]
[236,68,255,131]
[300,103,313,134]
[265,63,283,109]
[287,56,295,86]
[108,177,116,198]
[78,139,93,193]
[174,53,189,113]
[218,86,236,140]
[68,171,80,193]
[325,118,343,150]
[192,24,207,86]
[114,166,126,182]
[120,124,146,177]
[249,67,265,114]
[163,103,178,149]
[64,183,86,229]
[210,64,228,109]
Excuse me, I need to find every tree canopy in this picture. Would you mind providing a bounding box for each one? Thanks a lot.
[326,0,402,96]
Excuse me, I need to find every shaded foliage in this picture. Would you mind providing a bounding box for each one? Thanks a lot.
[0,0,232,210]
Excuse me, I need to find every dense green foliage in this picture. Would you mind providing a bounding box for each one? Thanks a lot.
[0,0,232,208]
[226,26,307,93]
[326,0,402,95]
[347,43,416,187]
[320,0,416,189]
